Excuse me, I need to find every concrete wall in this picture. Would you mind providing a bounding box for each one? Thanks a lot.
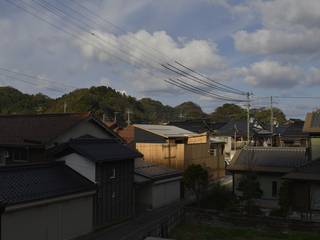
[2,195,93,240]
[152,180,181,208]
[58,153,96,182]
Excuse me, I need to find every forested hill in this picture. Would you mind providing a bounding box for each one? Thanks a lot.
[0,86,287,125]
[0,86,208,123]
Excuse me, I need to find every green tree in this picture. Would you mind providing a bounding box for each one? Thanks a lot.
[211,103,246,122]
[183,164,209,206]
[253,107,286,127]
[238,172,263,215]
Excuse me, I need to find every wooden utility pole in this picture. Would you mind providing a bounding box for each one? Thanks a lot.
[127,110,132,126]
[63,101,67,113]
[246,92,250,145]
[270,96,274,146]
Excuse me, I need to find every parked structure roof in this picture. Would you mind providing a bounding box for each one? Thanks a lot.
[0,112,117,146]
[0,162,96,206]
[227,147,307,173]
[303,112,320,133]
[56,138,143,162]
[283,160,320,181]
[135,159,182,183]
[134,124,196,138]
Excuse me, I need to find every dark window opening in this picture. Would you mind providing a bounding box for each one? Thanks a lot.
[272,181,278,197]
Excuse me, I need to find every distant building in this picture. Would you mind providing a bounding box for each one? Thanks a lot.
[54,138,142,227]
[0,112,119,165]
[278,119,308,147]
[303,111,320,160]
[283,160,320,214]
[0,162,96,240]
[227,147,308,208]
[135,159,182,210]
[119,124,225,180]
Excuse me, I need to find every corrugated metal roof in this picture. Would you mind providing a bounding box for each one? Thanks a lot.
[227,147,307,173]
[134,124,196,138]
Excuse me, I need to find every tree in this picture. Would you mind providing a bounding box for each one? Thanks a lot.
[211,103,246,122]
[183,164,209,206]
[253,107,286,127]
[238,172,263,215]
[278,180,292,217]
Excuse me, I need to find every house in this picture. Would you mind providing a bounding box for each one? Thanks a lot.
[0,161,96,240]
[215,119,272,162]
[278,119,308,147]
[283,160,320,214]
[119,124,225,180]
[303,111,320,160]
[227,147,308,208]
[167,119,226,135]
[135,159,182,211]
[54,138,142,227]
[0,112,119,165]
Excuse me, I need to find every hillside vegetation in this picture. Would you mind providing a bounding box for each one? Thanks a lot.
[0,86,287,125]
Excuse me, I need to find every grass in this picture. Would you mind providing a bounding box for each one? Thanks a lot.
[170,224,320,240]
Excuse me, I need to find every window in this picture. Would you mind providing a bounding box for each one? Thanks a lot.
[110,168,116,179]
[272,181,278,197]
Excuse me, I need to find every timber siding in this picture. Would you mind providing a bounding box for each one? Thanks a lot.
[95,159,134,226]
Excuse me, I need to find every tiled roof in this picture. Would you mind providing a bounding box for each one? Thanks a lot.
[0,112,94,145]
[135,159,182,182]
[227,147,307,173]
[0,162,96,206]
[283,160,320,181]
[56,138,143,162]
[167,120,226,134]
[134,124,196,138]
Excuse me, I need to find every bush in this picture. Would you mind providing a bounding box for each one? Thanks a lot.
[200,183,238,211]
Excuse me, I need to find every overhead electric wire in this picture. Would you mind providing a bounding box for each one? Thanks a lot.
[163,63,245,96]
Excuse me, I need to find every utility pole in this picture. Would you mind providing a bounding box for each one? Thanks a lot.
[63,101,67,113]
[114,112,119,122]
[270,96,274,146]
[246,92,250,145]
[127,110,132,126]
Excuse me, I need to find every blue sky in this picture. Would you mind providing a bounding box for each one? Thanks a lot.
[1,0,320,118]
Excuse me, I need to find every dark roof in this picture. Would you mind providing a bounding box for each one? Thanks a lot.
[283,160,320,181]
[134,159,182,184]
[56,138,143,162]
[281,121,308,139]
[0,162,96,206]
[0,112,116,146]
[216,119,270,137]
[227,147,307,173]
[304,112,320,133]
[168,119,226,134]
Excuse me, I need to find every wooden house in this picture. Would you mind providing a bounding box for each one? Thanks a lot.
[54,138,142,227]
[0,112,119,165]
[119,124,225,180]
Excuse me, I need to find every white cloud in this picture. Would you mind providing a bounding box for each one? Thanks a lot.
[238,60,302,89]
[234,0,320,55]
[77,29,225,70]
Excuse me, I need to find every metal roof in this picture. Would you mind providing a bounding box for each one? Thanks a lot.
[55,138,143,162]
[134,124,196,138]
[135,159,182,182]
[227,147,307,173]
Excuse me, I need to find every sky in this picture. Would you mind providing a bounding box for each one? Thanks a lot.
[1,0,320,119]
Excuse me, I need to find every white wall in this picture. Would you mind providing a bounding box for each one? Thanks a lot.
[2,196,93,240]
[49,120,113,146]
[58,153,96,182]
[152,180,180,208]
[234,173,282,200]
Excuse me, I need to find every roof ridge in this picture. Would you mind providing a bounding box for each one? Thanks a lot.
[0,112,91,118]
